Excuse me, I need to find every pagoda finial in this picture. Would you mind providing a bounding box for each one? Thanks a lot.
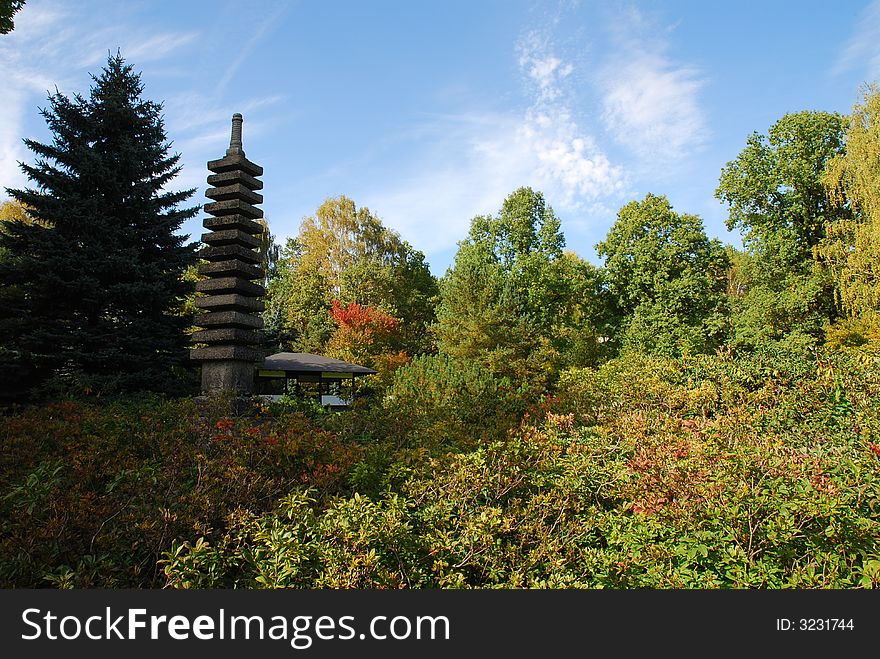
[227,113,244,156]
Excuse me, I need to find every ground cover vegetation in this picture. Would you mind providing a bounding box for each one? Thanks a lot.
[1,58,879,588]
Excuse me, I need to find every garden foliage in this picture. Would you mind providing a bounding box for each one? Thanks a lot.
[0,397,362,587]
[107,347,880,589]
[3,296,879,590]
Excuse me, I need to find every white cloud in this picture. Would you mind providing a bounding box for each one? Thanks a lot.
[600,54,707,160]
[520,108,624,208]
[834,0,880,79]
[0,3,71,192]
[0,1,201,196]
[367,119,624,255]
[361,32,626,256]
[598,11,708,162]
[518,32,574,103]
[516,31,625,208]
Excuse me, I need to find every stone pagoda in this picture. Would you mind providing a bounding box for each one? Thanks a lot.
[190,113,265,395]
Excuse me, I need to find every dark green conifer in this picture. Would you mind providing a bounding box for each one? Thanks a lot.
[0,53,198,396]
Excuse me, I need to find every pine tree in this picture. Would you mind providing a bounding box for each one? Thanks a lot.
[0,1,25,35]
[0,52,198,396]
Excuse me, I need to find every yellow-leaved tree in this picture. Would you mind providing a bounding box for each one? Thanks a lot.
[818,86,880,355]
[819,86,880,319]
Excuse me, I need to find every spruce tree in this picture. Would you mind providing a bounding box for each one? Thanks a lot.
[0,52,198,396]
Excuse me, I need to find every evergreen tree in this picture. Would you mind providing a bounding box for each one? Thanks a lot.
[434,241,549,382]
[0,0,25,35]
[0,53,198,396]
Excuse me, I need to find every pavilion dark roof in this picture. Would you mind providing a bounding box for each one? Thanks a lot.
[261,352,377,375]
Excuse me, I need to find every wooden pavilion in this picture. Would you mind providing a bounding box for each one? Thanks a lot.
[254,352,377,408]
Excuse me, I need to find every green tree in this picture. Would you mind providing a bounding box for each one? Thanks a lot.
[725,232,833,350]
[717,111,849,249]
[818,86,880,320]
[597,193,729,357]
[0,0,25,35]
[434,242,549,381]
[434,187,600,384]
[0,53,198,396]
[716,111,848,348]
[265,196,437,354]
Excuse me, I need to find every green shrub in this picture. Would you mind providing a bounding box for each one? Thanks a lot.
[163,347,880,588]
[380,353,529,451]
[5,346,879,589]
[0,396,363,587]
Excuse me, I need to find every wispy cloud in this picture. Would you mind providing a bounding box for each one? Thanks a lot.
[517,31,625,209]
[0,0,201,195]
[214,2,292,96]
[0,0,292,251]
[125,31,200,63]
[518,31,574,103]
[834,0,880,79]
[598,8,708,163]
[361,28,626,256]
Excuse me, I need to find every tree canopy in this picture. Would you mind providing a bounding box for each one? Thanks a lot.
[717,111,850,250]
[0,0,24,35]
[265,196,437,357]
[434,187,603,384]
[0,200,33,225]
[597,193,729,356]
[716,112,848,348]
[818,86,880,320]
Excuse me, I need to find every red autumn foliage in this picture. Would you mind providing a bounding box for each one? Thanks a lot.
[330,299,399,334]
[326,300,403,367]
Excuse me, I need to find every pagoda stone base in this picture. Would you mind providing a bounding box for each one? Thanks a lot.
[200,360,255,395]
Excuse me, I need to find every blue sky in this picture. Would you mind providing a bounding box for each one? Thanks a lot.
[1,0,879,275]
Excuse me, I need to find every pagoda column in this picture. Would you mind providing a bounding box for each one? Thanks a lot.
[190,113,265,395]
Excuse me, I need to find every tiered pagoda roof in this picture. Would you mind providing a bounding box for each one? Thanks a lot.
[190,113,265,392]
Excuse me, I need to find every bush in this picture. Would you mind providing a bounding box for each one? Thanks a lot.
[5,346,878,589]
[379,353,530,451]
[163,348,880,588]
[0,396,364,587]
[554,343,824,423]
